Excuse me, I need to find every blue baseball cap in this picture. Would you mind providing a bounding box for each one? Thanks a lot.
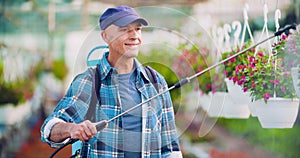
[99,6,148,30]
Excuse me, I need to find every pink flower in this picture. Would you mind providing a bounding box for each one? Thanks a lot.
[281,33,287,40]
[237,80,244,86]
[235,69,239,75]
[263,93,271,100]
[249,63,256,68]
[206,84,211,90]
[237,64,243,70]
[243,87,248,92]
[284,71,290,77]
[257,51,264,57]
[252,82,256,88]
[232,76,238,83]
[249,56,255,62]
[230,57,236,63]
[241,74,246,80]
[224,71,228,76]
[249,72,254,77]
[281,86,286,92]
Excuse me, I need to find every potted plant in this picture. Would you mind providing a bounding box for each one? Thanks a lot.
[230,33,299,128]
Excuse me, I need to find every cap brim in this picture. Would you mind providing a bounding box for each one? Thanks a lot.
[113,15,148,27]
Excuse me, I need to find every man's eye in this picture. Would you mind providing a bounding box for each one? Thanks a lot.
[136,27,142,31]
[120,28,128,32]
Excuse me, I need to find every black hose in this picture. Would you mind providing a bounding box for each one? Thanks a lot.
[49,139,78,158]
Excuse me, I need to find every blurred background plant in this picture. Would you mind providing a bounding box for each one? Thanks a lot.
[284,25,300,68]
[173,42,227,94]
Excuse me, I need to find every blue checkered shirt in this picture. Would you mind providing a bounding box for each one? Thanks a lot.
[41,52,181,157]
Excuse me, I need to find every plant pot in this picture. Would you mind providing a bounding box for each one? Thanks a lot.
[201,91,249,118]
[248,101,257,117]
[291,66,300,98]
[253,98,300,128]
[224,78,251,118]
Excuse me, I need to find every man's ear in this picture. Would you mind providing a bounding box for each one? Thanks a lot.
[101,31,110,44]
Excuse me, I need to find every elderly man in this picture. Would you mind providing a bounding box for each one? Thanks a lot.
[41,6,182,157]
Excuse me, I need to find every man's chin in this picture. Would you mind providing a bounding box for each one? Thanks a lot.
[124,49,139,57]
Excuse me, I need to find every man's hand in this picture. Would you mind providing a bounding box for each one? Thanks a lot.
[68,120,98,141]
[50,120,97,142]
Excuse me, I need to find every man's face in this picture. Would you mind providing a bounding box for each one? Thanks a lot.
[102,21,143,59]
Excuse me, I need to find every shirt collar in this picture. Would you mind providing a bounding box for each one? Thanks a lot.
[99,52,150,82]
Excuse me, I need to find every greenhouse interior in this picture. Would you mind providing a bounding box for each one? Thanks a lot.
[1,0,300,157]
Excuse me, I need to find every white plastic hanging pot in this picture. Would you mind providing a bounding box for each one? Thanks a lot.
[204,91,250,118]
[253,98,299,128]
[224,78,251,118]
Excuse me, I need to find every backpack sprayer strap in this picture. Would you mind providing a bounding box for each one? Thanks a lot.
[71,46,159,157]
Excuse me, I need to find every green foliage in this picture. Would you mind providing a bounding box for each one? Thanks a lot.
[0,61,32,105]
[0,61,21,105]
[218,118,300,158]
[51,59,68,81]
[0,55,39,106]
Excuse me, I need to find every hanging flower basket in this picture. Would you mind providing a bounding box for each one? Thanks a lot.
[221,28,300,127]
[253,98,299,128]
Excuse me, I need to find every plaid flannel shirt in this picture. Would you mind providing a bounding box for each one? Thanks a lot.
[41,52,182,158]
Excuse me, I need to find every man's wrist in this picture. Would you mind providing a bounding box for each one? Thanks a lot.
[44,117,66,139]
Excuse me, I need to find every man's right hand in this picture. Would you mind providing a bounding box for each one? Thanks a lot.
[50,120,97,142]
